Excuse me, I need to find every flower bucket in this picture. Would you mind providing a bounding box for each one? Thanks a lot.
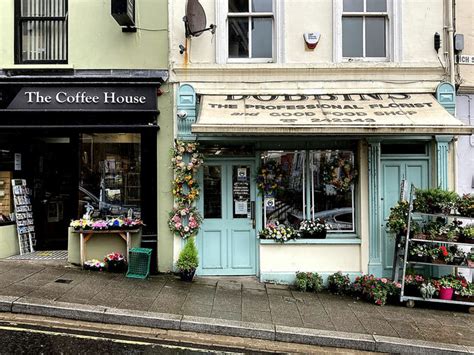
[439,287,454,300]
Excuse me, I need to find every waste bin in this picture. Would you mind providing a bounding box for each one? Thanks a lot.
[141,233,157,274]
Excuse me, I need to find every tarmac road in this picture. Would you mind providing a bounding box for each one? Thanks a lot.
[0,313,376,354]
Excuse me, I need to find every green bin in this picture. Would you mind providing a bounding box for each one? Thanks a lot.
[126,247,152,279]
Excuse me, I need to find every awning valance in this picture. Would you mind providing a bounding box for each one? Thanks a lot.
[192,94,473,136]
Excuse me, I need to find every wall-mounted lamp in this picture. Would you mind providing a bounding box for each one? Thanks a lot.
[434,32,441,52]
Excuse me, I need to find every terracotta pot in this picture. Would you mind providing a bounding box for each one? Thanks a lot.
[439,287,454,300]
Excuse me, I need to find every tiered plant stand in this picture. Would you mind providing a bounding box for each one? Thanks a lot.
[400,185,474,312]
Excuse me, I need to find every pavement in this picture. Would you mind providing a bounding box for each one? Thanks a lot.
[0,260,472,354]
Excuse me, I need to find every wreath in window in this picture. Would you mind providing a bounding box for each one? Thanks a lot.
[322,155,358,193]
[256,160,284,197]
[168,140,203,239]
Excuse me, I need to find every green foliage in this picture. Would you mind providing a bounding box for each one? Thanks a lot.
[327,271,351,295]
[295,272,323,293]
[176,238,199,272]
[414,188,458,214]
[457,194,474,217]
[463,224,474,238]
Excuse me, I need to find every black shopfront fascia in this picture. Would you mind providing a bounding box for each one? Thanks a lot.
[0,83,159,264]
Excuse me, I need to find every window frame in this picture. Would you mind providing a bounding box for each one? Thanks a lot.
[216,0,283,64]
[333,0,401,63]
[14,0,68,64]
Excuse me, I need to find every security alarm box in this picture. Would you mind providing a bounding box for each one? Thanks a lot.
[303,32,321,50]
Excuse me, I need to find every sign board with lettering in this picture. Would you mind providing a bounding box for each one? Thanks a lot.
[458,55,474,65]
[0,86,157,112]
[193,94,473,136]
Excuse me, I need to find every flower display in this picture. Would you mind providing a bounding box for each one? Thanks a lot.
[352,274,401,306]
[457,193,474,217]
[258,222,296,243]
[83,259,105,271]
[298,218,330,238]
[70,217,144,231]
[168,140,204,239]
[322,154,357,193]
[168,206,203,239]
[104,252,125,262]
[256,160,284,197]
[104,252,127,272]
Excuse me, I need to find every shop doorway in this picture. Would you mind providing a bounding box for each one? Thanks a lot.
[197,160,257,276]
[380,154,429,277]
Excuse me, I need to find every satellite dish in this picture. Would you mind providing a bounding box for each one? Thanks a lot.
[184,0,216,38]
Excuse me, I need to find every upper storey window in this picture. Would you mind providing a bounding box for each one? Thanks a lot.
[15,0,68,64]
[342,0,387,58]
[334,0,400,62]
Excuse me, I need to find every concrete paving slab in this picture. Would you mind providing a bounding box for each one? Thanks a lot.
[104,308,182,330]
[210,310,241,321]
[373,335,471,354]
[117,296,156,311]
[181,315,275,341]
[275,325,376,352]
[242,310,272,324]
[181,302,212,318]
[12,297,106,323]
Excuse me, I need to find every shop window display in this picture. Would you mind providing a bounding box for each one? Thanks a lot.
[260,149,356,233]
[79,133,141,219]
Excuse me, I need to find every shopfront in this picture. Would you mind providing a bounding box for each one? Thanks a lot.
[0,82,160,261]
[177,88,473,281]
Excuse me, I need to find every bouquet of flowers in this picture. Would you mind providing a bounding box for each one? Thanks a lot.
[104,252,127,272]
[258,222,296,243]
[322,155,357,193]
[84,259,105,271]
[298,218,330,238]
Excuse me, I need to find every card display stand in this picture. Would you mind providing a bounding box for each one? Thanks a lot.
[12,179,35,254]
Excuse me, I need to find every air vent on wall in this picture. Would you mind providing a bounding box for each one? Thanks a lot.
[111,0,136,32]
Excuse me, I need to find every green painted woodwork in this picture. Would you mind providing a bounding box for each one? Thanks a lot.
[368,141,382,276]
[197,160,257,275]
[435,136,452,190]
[177,84,197,140]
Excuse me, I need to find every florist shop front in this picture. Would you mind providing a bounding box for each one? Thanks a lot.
[176,88,473,282]
[0,77,162,269]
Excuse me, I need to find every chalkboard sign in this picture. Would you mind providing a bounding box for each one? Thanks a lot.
[12,179,35,254]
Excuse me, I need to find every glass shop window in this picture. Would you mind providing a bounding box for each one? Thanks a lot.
[260,149,356,233]
[78,133,141,219]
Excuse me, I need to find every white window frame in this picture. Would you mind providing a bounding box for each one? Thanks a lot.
[333,0,402,63]
[216,0,284,64]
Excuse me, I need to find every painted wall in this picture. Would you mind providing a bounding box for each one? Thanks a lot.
[0,225,19,259]
[455,0,474,91]
[169,0,447,94]
[456,95,474,194]
[0,0,168,69]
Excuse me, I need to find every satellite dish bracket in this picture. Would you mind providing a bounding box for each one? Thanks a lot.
[183,16,216,38]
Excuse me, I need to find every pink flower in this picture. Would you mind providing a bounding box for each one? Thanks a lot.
[381,278,388,284]
[175,222,182,228]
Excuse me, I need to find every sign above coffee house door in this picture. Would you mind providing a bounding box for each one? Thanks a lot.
[0,85,157,112]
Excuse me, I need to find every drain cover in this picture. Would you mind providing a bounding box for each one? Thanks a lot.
[54,279,73,284]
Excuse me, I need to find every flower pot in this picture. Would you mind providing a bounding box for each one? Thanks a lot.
[404,284,419,297]
[408,254,429,263]
[432,258,446,265]
[107,260,127,273]
[448,256,465,266]
[179,269,196,282]
[439,287,454,300]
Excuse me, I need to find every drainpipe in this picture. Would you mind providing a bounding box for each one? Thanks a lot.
[447,0,455,86]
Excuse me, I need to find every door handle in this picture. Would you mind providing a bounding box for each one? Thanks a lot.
[251,201,256,229]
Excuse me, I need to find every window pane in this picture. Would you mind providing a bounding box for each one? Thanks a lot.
[228,18,249,58]
[366,17,386,57]
[342,17,363,57]
[78,133,141,219]
[251,18,272,58]
[233,166,251,219]
[343,0,363,12]
[252,0,272,12]
[203,166,222,218]
[310,150,355,232]
[367,0,387,12]
[260,151,305,229]
[229,0,248,12]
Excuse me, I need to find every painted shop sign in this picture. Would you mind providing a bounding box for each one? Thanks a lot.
[0,85,157,112]
[198,94,463,127]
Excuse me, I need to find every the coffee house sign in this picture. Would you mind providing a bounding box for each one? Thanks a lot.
[0,86,157,112]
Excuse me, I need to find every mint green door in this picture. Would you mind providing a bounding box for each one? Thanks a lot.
[381,159,429,277]
[196,161,257,275]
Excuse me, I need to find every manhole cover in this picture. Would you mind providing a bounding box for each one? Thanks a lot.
[55,279,73,284]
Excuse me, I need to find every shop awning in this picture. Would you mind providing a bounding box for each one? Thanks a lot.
[192,94,474,136]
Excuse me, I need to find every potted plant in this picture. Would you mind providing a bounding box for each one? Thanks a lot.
[447,246,465,266]
[176,237,199,282]
[456,282,474,302]
[461,224,474,244]
[104,252,127,272]
[413,188,458,215]
[258,221,297,243]
[327,271,351,295]
[468,253,474,268]
[457,193,474,217]
[403,274,424,296]
[408,243,430,263]
[297,218,330,239]
[420,282,436,299]
[294,272,323,293]
[438,275,460,300]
